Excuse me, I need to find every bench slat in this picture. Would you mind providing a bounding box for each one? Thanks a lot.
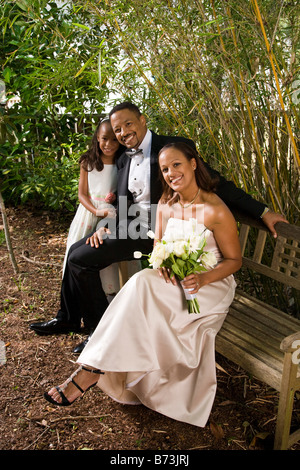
[217,321,284,373]
[215,332,283,391]
[241,259,299,288]
[234,291,300,331]
[223,313,285,362]
[230,300,300,341]
[228,305,290,343]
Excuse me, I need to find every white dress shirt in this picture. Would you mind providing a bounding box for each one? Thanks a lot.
[128,129,152,228]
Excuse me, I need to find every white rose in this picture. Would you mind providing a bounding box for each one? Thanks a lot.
[149,243,168,269]
[164,242,174,255]
[173,240,187,257]
[201,252,217,269]
[189,234,200,252]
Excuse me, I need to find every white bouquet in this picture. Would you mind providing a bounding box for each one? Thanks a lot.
[134,219,217,313]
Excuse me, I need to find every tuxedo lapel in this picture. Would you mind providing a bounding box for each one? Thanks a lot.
[117,153,131,198]
[150,132,165,204]
[150,131,168,163]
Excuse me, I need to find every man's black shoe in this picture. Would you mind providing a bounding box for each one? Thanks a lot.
[73,335,92,354]
[29,318,81,335]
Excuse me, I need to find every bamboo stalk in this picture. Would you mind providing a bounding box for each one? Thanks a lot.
[251,0,300,169]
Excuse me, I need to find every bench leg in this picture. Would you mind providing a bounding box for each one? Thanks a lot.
[118,261,129,289]
[274,351,298,450]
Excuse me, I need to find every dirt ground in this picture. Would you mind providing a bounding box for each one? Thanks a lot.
[0,205,299,453]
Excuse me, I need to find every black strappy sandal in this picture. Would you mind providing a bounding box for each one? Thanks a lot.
[44,365,103,407]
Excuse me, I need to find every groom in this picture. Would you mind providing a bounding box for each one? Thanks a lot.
[30,101,287,352]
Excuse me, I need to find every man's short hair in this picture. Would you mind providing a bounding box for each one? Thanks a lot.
[109,101,141,118]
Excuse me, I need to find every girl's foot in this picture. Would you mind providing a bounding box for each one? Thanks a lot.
[44,365,102,407]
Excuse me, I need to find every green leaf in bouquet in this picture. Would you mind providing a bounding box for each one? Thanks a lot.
[175,258,186,268]
[195,266,207,273]
[189,252,200,261]
[172,262,184,279]
[185,261,198,274]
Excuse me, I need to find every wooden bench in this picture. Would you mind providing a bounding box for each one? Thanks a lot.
[117,213,300,449]
[215,212,300,450]
[118,261,131,289]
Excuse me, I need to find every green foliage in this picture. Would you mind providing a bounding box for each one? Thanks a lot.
[0,0,115,210]
[1,136,83,210]
[0,0,299,221]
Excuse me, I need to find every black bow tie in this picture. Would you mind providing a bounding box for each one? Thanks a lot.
[125,148,143,158]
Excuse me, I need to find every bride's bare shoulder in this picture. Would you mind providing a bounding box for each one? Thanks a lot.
[202,191,235,226]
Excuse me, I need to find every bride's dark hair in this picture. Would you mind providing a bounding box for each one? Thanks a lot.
[158,142,219,205]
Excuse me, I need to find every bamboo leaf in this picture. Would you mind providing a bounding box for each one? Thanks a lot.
[71,23,90,31]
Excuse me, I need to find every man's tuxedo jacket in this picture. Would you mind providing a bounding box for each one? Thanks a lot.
[116,130,265,222]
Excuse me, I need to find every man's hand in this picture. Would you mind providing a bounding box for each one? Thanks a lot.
[262,210,289,238]
[86,227,111,248]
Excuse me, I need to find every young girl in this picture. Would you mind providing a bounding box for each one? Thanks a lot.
[62,118,123,294]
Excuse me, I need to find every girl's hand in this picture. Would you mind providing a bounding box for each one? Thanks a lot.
[86,227,111,248]
[95,208,116,218]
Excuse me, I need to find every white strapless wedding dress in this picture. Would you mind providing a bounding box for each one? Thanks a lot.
[78,216,236,427]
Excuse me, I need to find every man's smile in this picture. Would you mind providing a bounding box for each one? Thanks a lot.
[122,133,136,146]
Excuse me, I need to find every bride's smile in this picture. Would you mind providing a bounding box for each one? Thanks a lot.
[169,174,183,186]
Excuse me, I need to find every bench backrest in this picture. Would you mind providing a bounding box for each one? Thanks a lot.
[233,211,300,291]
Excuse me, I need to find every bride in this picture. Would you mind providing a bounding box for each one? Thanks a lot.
[44,142,242,428]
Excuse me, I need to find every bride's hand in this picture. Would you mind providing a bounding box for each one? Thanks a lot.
[181,273,205,294]
[158,267,177,285]
[86,227,111,248]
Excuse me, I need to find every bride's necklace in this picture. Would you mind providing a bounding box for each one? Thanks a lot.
[179,188,200,208]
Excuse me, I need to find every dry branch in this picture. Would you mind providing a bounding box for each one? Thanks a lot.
[0,191,18,273]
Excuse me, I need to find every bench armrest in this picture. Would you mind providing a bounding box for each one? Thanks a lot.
[280,331,300,352]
